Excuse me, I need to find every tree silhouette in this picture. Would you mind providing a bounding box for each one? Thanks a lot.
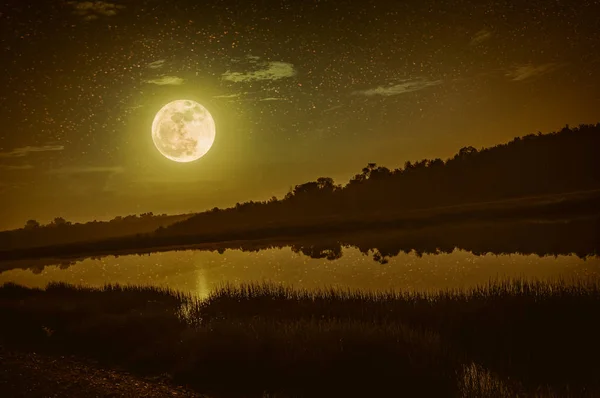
[2,123,600,254]
[51,217,70,227]
[164,123,600,237]
[0,213,192,251]
[24,219,40,230]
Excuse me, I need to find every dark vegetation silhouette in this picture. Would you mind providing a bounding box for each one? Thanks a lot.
[163,124,600,238]
[0,124,598,260]
[0,213,191,251]
[1,280,600,397]
[2,125,600,396]
[1,217,597,275]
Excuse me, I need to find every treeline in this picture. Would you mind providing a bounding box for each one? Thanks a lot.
[0,213,191,251]
[3,123,599,253]
[3,216,597,274]
[165,123,600,236]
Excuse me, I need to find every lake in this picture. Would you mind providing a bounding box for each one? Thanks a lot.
[1,220,598,296]
[1,246,598,301]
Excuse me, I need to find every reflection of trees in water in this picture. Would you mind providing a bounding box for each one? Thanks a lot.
[1,219,598,274]
[344,218,599,263]
[273,218,599,264]
[21,259,77,275]
[168,218,599,263]
[291,243,343,261]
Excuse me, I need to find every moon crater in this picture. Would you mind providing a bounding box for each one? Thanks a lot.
[152,100,216,162]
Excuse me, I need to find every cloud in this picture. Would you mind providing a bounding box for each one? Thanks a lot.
[354,79,442,97]
[213,92,287,102]
[47,166,125,195]
[47,166,125,175]
[147,59,166,69]
[470,29,492,46]
[506,63,559,81]
[324,104,344,113]
[259,97,287,102]
[0,164,34,171]
[213,93,244,100]
[68,1,124,21]
[223,60,297,83]
[0,181,19,194]
[0,145,64,158]
[145,76,184,86]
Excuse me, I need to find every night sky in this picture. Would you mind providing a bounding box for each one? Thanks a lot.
[1,0,599,229]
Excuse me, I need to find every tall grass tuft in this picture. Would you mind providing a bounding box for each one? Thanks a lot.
[2,278,600,397]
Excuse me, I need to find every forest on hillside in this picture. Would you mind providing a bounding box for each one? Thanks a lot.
[1,123,598,254]
[164,124,600,236]
[0,213,191,251]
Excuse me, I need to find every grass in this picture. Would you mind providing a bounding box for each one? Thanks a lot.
[1,279,600,397]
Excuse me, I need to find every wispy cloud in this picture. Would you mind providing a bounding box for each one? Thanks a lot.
[470,29,492,46]
[506,63,559,81]
[68,1,124,21]
[47,166,125,175]
[213,92,288,102]
[145,75,184,86]
[0,181,22,194]
[354,79,442,97]
[147,59,166,69]
[47,166,125,195]
[259,97,287,102]
[324,104,344,113]
[246,55,261,63]
[0,145,64,158]
[213,93,244,100]
[0,164,34,171]
[223,58,296,83]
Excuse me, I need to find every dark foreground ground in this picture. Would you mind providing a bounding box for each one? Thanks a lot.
[1,280,600,397]
[0,348,202,398]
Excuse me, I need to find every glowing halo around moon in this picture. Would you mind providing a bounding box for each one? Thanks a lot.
[151,100,216,163]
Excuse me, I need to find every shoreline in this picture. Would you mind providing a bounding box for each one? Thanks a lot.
[1,189,599,265]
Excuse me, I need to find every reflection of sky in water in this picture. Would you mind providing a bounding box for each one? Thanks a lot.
[1,248,598,298]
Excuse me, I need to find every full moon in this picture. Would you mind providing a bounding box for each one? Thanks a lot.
[151,100,216,162]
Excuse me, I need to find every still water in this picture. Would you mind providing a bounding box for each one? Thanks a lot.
[1,247,598,298]
[1,220,598,296]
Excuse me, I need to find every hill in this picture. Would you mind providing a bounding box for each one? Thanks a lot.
[0,213,192,251]
[163,123,600,237]
[1,123,598,260]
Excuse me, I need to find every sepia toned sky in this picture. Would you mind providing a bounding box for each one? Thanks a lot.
[1,0,600,229]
